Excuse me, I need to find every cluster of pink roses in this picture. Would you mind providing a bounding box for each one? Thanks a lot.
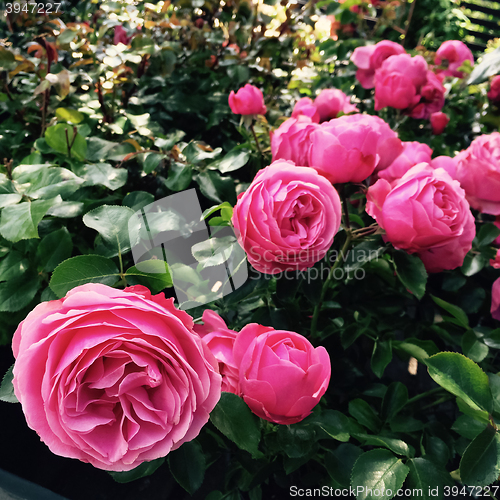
[12,284,330,471]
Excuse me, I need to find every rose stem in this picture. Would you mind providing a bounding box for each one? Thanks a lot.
[310,232,352,337]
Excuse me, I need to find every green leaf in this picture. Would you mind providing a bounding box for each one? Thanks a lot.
[468,46,500,85]
[407,458,453,500]
[325,444,363,488]
[191,235,238,268]
[431,295,469,328]
[154,130,186,150]
[73,163,128,191]
[182,142,222,164]
[123,191,154,212]
[49,255,120,298]
[195,170,236,205]
[476,223,500,247]
[45,124,87,161]
[0,198,60,242]
[354,434,411,457]
[0,365,18,403]
[306,409,350,442]
[425,352,493,413]
[393,251,427,300]
[210,392,262,458]
[393,338,438,362]
[452,414,488,440]
[0,175,21,208]
[351,449,409,500]
[164,163,192,192]
[0,272,40,312]
[277,423,316,458]
[371,340,392,378]
[109,458,165,483]
[13,165,84,199]
[125,260,172,293]
[348,399,382,433]
[0,251,29,282]
[460,425,500,486]
[381,382,408,422]
[461,252,486,276]
[143,152,164,174]
[168,441,205,494]
[462,329,489,363]
[214,148,250,173]
[85,137,120,162]
[55,107,84,124]
[83,205,136,258]
[36,227,73,273]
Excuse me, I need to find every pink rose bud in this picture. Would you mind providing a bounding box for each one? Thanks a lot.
[488,76,500,104]
[12,284,221,471]
[435,40,474,79]
[232,159,342,274]
[430,112,450,135]
[308,116,381,184]
[228,83,267,116]
[233,323,331,424]
[313,88,358,121]
[367,163,475,273]
[351,40,406,89]
[374,54,428,112]
[193,310,240,394]
[378,141,433,186]
[455,133,500,215]
[292,97,320,123]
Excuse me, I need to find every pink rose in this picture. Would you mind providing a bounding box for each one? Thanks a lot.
[233,323,331,424]
[193,310,239,394]
[351,41,406,89]
[271,116,318,166]
[488,76,500,104]
[430,155,457,179]
[492,278,500,320]
[232,160,341,274]
[12,284,221,471]
[491,249,500,269]
[409,72,446,120]
[455,133,500,215]
[292,97,320,123]
[228,84,267,115]
[367,163,475,273]
[374,54,428,111]
[378,141,433,186]
[435,40,474,79]
[113,25,131,45]
[338,114,403,171]
[308,116,382,183]
[313,88,358,121]
[430,112,450,135]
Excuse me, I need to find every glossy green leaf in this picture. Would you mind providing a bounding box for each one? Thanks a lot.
[49,255,120,298]
[45,124,87,161]
[348,399,381,433]
[36,227,73,273]
[305,409,350,442]
[0,365,18,403]
[164,162,192,191]
[109,458,165,484]
[407,458,453,500]
[215,148,250,173]
[351,449,409,500]
[325,444,362,488]
[125,260,172,293]
[55,108,84,124]
[122,191,154,212]
[431,295,469,328]
[381,382,408,422]
[393,251,427,300]
[210,392,262,458]
[355,433,411,457]
[426,352,493,413]
[0,271,40,312]
[168,441,205,494]
[73,163,127,191]
[371,340,392,378]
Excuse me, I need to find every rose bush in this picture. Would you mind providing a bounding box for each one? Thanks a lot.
[12,284,221,471]
[231,160,342,273]
[233,324,331,424]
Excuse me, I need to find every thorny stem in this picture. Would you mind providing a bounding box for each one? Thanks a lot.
[310,232,352,337]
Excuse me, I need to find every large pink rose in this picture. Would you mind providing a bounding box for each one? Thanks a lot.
[193,310,239,394]
[233,323,331,424]
[492,278,500,320]
[232,160,341,274]
[409,71,446,120]
[308,116,381,183]
[378,141,433,186]
[351,40,406,89]
[435,40,474,79]
[313,88,358,121]
[12,284,221,471]
[374,54,428,111]
[367,163,475,273]
[271,116,318,166]
[291,97,320,123]
[228,84,267,115]
[455,133,500,215]
[337,114,403,171]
